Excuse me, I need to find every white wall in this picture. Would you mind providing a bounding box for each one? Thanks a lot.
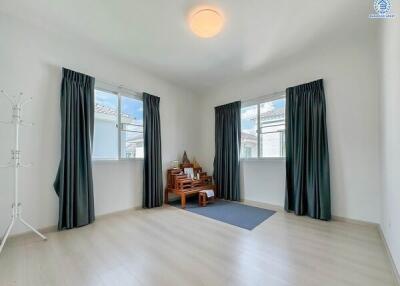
[381,7,400,273]
[199,33,382,223]
[241,160,286,206]
[0,13,201,235]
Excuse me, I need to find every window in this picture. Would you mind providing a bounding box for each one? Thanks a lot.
[240,105,258,158]
[93,88,144,160]
[240,95,286,159]
[120,96,144,159]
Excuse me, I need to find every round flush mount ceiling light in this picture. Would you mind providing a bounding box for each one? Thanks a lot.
[189,8,224,38]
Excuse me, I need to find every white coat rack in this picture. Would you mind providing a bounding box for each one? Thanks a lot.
[0,90,47,254]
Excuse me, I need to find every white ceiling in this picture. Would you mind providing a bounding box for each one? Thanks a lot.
[0,0,375,93]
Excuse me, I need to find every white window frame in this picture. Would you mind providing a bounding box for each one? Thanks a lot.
[241,91,286,161]
[93,82,144,162]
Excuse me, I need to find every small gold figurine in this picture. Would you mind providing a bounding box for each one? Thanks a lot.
[182,151,190,164]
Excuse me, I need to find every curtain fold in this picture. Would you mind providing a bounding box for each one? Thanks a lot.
[285,79,331,220]
[53,68,95,230]
[143,92,163,208]
[213,101,241,201]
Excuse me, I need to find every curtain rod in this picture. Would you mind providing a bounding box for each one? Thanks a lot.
[61,66,142,96]
[250,90,286,101]
[230,90,284,108]
[213,90,285,108]
[95,78,141,96]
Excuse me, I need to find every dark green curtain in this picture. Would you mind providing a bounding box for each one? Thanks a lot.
[213,101,241,201]
[53,68,95,230]
[143,92,163,208]
[285,79,331,220]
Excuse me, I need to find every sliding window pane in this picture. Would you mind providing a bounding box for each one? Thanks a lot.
[240,104,258,158]
[120,95,144,158]
[260,98,285,158]
[121,131,144,159]
[93,89,118,159]
[260,131,285,157]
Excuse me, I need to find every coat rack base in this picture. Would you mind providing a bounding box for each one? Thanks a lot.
[0,203,47,254]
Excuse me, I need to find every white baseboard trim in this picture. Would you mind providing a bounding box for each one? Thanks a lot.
[95,206,142,220]
[331,215,379,227]
[378,225,400,286]
[242,200,284,212]
[243,200,380,227]
[8,205,143,240]
[9,224,59,239]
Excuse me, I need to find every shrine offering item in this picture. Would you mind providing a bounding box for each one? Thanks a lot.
[199,190,215,207]
[192,158,201,168]
[170,160,179,169]
[182,151,190,164]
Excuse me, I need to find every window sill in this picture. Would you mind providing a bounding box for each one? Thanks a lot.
[241,157,286,162]
[92,158,144,163]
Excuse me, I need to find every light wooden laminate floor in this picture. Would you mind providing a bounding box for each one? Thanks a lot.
[0,204,397,286]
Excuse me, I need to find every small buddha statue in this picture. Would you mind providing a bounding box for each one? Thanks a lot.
[182,151,190,164]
